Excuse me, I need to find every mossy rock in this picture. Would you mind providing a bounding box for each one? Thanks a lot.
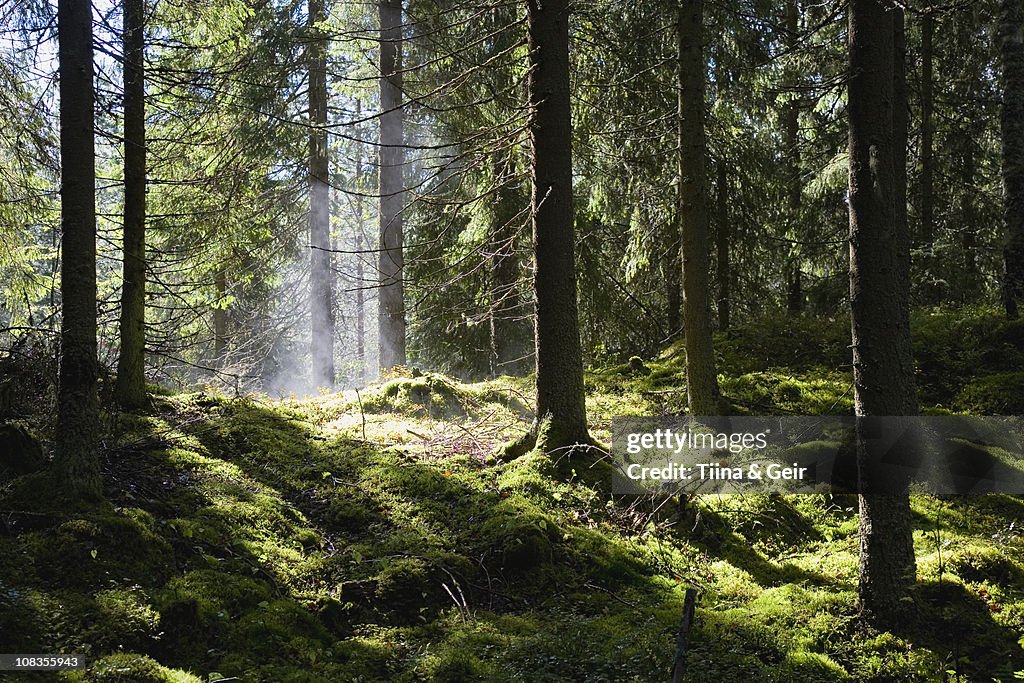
[25,513,175,589]
[955,372,1024,414]
[90,587,162,651]
[66,653,202,683]
[232,598,332,659]
[628,356,652,376]
[372,557,445,624]
[158,570,274,623]
[480,505,560,573]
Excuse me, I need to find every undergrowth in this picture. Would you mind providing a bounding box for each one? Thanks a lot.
[0,309,1022,681]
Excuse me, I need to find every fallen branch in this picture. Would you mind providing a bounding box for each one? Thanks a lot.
[671,587,698,683]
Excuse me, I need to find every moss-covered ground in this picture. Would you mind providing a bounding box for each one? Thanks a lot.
[1,309,1023,681]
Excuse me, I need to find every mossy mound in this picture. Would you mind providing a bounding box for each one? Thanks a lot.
[23,512,175,590]
[360,373,469,418]
[66,653,202,683]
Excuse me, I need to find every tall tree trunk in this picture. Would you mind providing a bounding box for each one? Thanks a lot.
[526,0,589,453]
[894,7,911,305]
[1001,0,1024,320]
[490,151,521,377]
[919,10,935,257]
[378,0,406,370]
[115,0,146,408]
[961,135,979,302]
[309,0,334,388]
[56,0,101,498]
[678,0,720,415]
[784,0,803,315]
[848,0,917,627]
[666,218,683,338]
[716,160,730,331]
[214,269,227,361]
[355,101,367,381]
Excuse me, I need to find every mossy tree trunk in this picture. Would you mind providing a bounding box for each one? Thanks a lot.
[115,0,147,409]
[847,0,917,627]
[678,0,720,416]
[526,0,590,454]
[309,0,334,388]
[1001,0,1024,320]
[378,0,407,370]
[56,0,101,498]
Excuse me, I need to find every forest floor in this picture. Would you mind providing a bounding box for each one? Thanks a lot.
[2,310,1024,682]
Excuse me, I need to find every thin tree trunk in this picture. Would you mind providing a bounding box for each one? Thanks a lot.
[678,0,720,416]
[894,7,911,306]
[716,160,730,331]
[961,135,979,302]
[785,0,803,315]
[666,217,683,338]
[1001,0,1024,319]
[115,0,147,408]
[56,0,101,498]
[490,151,520,377]
[920,11,935,247]
[378,0,406,370]
[309,0,334,388]
[848,0,917,627]
[355,100,367,381]
[214,269,227,361]
[919,9,938,304]
[526,0,589,453]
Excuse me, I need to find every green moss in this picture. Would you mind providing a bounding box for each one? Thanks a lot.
[360,374,468,418]
[24,513,174,589]
[373,557,444,623]
[479,504,559,573]
[65,653,201,683]
[157,570,274,623]
[955,372,1024,414]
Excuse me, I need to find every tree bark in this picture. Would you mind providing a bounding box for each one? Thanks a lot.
[961,133,979,302]
[848,0,917,627]
[309,0,334,388]
[784,0,803,315]
[1001,0,1024,320]
[894,7,911,308]
[919,11,935,248]
[919,9,938,304]
[56,0,101,498]
[355,100,367,381]
[678,0,720,416]
[378,0,406,370]
[526,0,590,453]
[716,160,730,331]
[666,217,683,338]
[115,0,147,409]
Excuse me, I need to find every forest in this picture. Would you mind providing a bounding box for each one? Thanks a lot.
[2,0,1024,680]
